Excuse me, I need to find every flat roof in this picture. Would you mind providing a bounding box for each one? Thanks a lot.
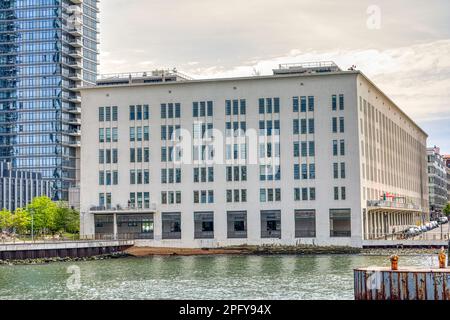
[80,70,427,137]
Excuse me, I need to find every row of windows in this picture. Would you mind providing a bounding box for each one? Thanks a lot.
[259,97,280,114]
[129,105,150,121]
[161,125,181,140]
[294,188,316,201]
[294,164,316,180]
[293,118,315,135]
[99,127,118,143]
[292,96,314,113]
[332,117,345,133]
[98,149,118,164]
[333,163,346,179]
[105,96,344,124]
[130,126,150,142]
[225,99,246,116]
[98,170,118,186]
[95,209,351,239]
[193,167,214,183]
[130,170,150,185]
[160,103,181,119]
[99,186,349,208]
[193,101,213,117]
[130,148,150,163]
[226,189,247,203]
[161,168,181,184]
[193,190,214,204]
[98,106,118,122]
[293,141,315,157]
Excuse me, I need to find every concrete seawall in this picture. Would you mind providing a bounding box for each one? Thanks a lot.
[0,240,134,260]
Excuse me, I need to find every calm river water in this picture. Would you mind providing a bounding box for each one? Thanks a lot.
[0,254,438,300]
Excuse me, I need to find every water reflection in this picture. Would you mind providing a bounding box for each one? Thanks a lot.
[0,254,438,300]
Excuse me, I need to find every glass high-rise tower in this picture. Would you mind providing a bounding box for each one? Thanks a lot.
[0,0,99,200]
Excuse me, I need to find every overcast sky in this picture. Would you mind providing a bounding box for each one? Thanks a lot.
[98,0,450,153]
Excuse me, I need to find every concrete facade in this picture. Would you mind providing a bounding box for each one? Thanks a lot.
[427,147,448,214]
[79,65,428,248]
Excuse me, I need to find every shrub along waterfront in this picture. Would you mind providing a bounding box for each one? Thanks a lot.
[0,196,79,240]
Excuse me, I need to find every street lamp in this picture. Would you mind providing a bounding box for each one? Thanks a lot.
[30,208,34,242]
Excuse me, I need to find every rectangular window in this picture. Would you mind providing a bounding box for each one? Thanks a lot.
[99,128,104,143]
[129,105,135,121]
[293,97,299,112]
[340,140,345,156]
[294,142,300,157]
[301,119,307,134]
[341,162,346,179]
[295,210,316,238]
[130,170,136,185]
[341,187,346,200]
[225,100,231,116]
[99,149,104,164]
[136,105,142,120]
[207,101,213,116]
[309,164,315,179]
[112,128,118,142]
[175,103,181,118]
[112,149,118,163]
[302,188,308,201]
[129,127,135,141]
[233,100,239,115]
[105,128,111,142]
[130,148,135,163]
[240,100,246,115]
[332,117,338,133]
[333,163,339,179]
[261,210,281,239]
[274,97,280,113]
[334,187,339,200]
[143,105,149,120]
[308,96,314,112]
[99,107,104,122]
[105,106,111,122]
[308,119,315,134]
[227,211,247,239]
[309,141,315,157]
[310,188,316,201]
[330,209,351,237]
[112,106,118,121]
[259,98,265,114]
[194,212,214,239]
[339,117,345,133]
[301,142,307,157]
[99,171,104,185]
[293,119,300,134]
[162,212,181,240]
[137,127,142,141]
[339,94,345,110]
[332,95,337,111]
[333,140,338,156]
[160,104,166,119]
[144,126,150,141]
[300,96,307,112]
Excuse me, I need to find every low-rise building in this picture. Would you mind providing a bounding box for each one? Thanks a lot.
[0,162,52,211]
[79,63,429,248]
[427,147,448,216]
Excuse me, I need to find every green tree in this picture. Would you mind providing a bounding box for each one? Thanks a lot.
[0,209,12,232]
[444,203,450,216]
[12,208,30,235]
[54,202,80,234]
[26,196,58,235]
